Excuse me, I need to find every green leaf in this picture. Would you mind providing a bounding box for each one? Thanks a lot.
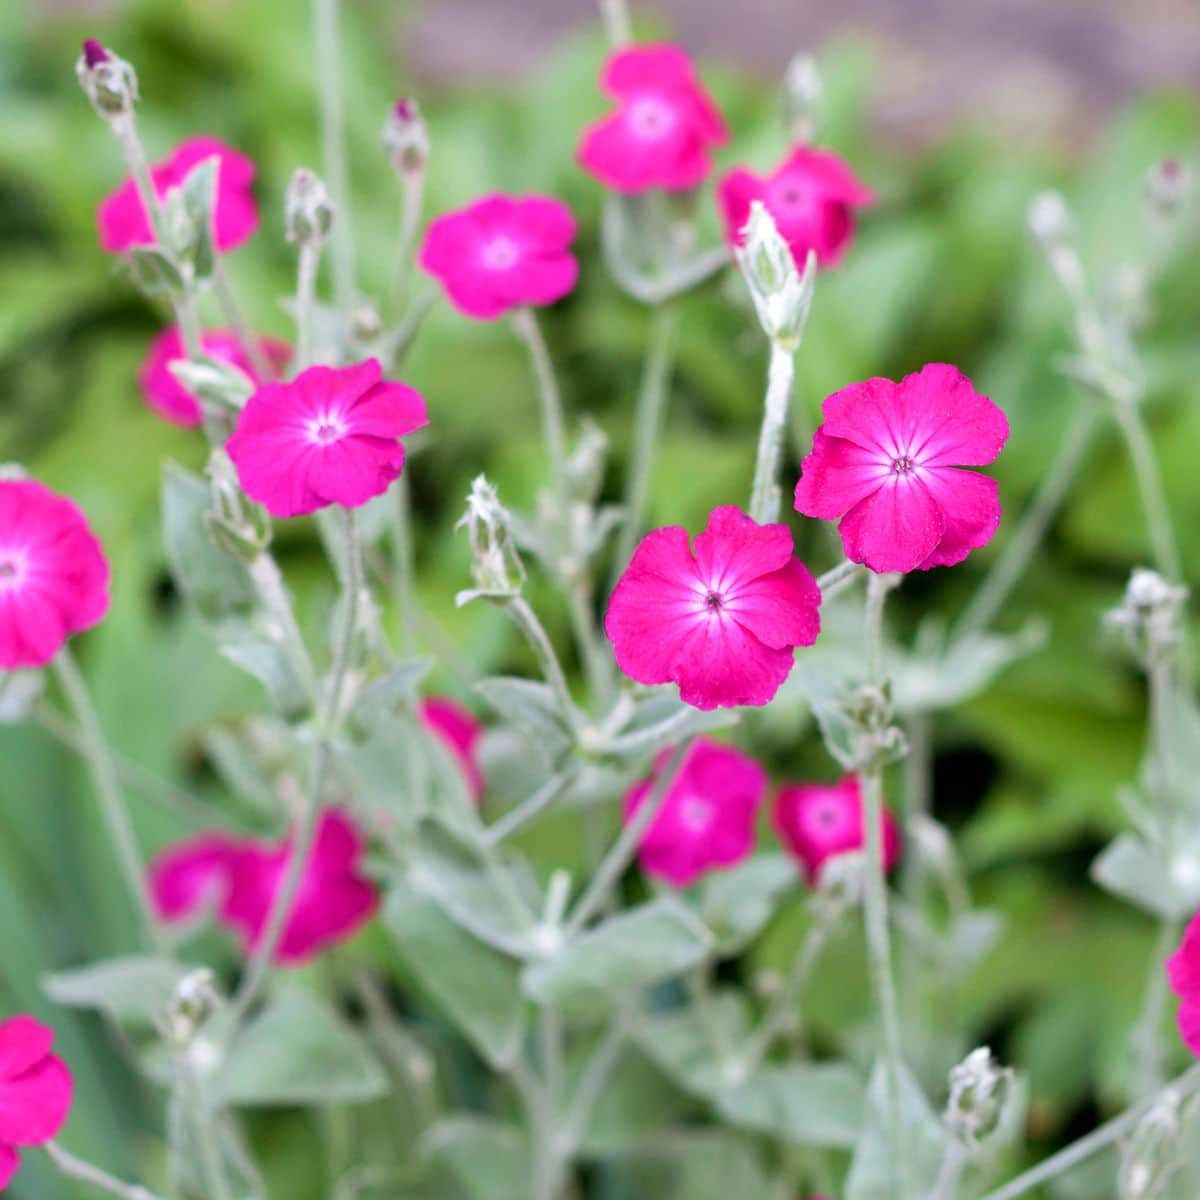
[168,357,254,412]
[701,853,798,955]
[216,617,308,719]
[522,898,713,1018]
[1091,832,1200,919]
[44,956,193,1025]
[474,676,572,766]
[635,990,752,1098]
[422,1117,528,1200]
[127,245,185,299]
[177,155,219,281]
[617,1130,772,1199]
[217,987,389,1107]
[716,1062,866,1148]
[384,879,527,1068]
[351,659,436,727]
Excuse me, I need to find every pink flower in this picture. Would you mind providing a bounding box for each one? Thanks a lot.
[605,505,822,711]
[577,43,728,193]
[717,146,874,269]
[226,359,428,518]
[773,775,901,885]
[793,363,1009,574]
[97,136,259,255]
[624,738,767,887]
[420,698,485,802]
[1167,912,1200,1055]
[138,326,292,428]
[150,809,379,966]
[0,480,110,671]
[0,1016,74,1191]
[419,194,579,320]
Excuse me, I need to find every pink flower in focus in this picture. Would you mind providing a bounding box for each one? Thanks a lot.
[419,194,579,320]
[97,135,259,254]
[773,775,900,885]
[0,1016,74,1191]
[0,480,110,671]
[793,364,1009,574]
[1167,911,1200,1055]
[226,358,428,518]
[605,505,822,711]
[150,809,379,966]
[624,738,767,888]
[577,44,728,193]
[420,697,485,802]
[717,146,874,269]
[138,326,292,428]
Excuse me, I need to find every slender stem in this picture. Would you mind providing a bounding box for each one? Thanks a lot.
[172,1044,234,1200]
[1113,400,1183,583]
[531,1009,567,1200]
[566,737,693,936]
[44,1142,165,1200]
[325,508,362,724]
[391,472,417,656]
[174,289,204,361]
[111,113,166,246]
[513,307,570,509]
[563,1013,631,1146]
[566,582,610,707]
[485,771,575,845]
[978,1065,1200,1200]
[686,964,735,1066]
[598,0,632,45]
[748,341,797,525]
[294,240,322,373]
[390,170,426,315]
[213,259,272,378]
[610,303,678,586]
[505,597,576,723]
[1131,917,1181,1099]
[816,559,863,599]
[928,1141,970,1200]
[313,0,354,317]
[247,550,316,706]
[52,649,164,954]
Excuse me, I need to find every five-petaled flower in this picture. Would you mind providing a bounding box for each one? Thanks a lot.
[138,326,292,428]
[150,808,379,966]
[624,737,767,888]
[577,43,728,193]
[419,194,579,320]
[0,480,110,671]
[97,135,259,254]
[1167,910,1200,1056]
[420,697,486,803]
[793,363,1009,574]
[0,1015,74,1190]
[606,505,822,711]
[717,145,874,269]
[226,358,428,518]
[774,774,901,885]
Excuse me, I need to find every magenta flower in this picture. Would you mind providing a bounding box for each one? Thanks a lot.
[420,697,485,802]
[717,145,874,269]
[793,363,1009,574]
[97,135,259,255]
[0,1016,74,1190]
[226,358,428,518]
[0,480,110,671]
[150,809,379,967]
[1167,912,1200,1055]
[773,775,901,885]
[577,43,728,193]
[138,326,292,428]
[419,194,579,320]
[624,738,767,888]
[606,505,822,711]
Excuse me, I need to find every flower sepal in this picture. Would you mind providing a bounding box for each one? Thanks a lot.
[735,201,817,352]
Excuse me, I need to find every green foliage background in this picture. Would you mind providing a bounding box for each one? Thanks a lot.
[2,0,1199,1195]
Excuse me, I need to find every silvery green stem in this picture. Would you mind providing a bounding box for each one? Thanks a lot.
[313,0,354,317]
[213,259,272,378]
[513,307,570,509]
[174,288,204,361]
[390,170,425,315]
[52,648,164,954]
[171,1045,233,1200]
[1132,917,1181,1100]
[391,473,417,655]
[563,1013,630,1146]
[1113,399,1183,583]
[295,240,322,373]
[110,113,166,246]
[566,581,610,707]
[247,550,316,706]
[44,1142,165,1200]
[506,596,576,723]
[485,771,576,845]
[928,1140,970,1200]
[531,1008,567,1200]
[610,303,678,584]
[748,341,796,525]
[816,558,863,599]
[599,0,632,44]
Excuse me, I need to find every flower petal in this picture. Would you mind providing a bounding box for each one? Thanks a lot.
[794,428,890,521]
[902,363,1009,467]
[0,1019,54,1083]
[0,1055,73,1145]
[917,468,1001,569]
[674,613,795,710]
[837,476,945,574]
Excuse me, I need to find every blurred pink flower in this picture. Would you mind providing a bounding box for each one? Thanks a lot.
[0,480,110,670]
[1167,912,1200,1055]
[578,43,727,193]
[97,135,259,254]
[794,364,1009,574]
[419,194,578,320]
[420,697,485,802]
[606,505,822,711]
[717,145,874,269]
[226,359,427,518]
[774,774,900,885]
[624,738,767,887]
[0,1016,74,1191]
[137,326,292,428]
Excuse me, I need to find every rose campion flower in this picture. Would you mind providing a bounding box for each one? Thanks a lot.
[0,1016,74,1190]
[717,146,874,269]
[150,809,379,966]
[97,135,259,254]
[774,774,901,885]
[793,363,1009,574]
[226,358,428,518]
[577,43,728,193]
[138,326,292,428]
[624,738,767,888]
[0,480,110,670]
[420,697,485,802]
[1167,910,1200,1055]
[418,194,579,320]
[606,505,822,711]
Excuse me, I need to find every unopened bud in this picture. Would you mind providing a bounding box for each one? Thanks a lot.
[456,475,526,603]
[285,169,334,246]
[1106,568,1188,661]
[945,1046,1014,1146]
[784,53,824,143]
[735,201,816,351]
[383,98,430,176]
[164,968,219,1047]
[1028,190,1073,250]
[1146,157,1191,225]
[75,39,138,118]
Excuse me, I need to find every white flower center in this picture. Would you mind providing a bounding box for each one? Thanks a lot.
[891,454,916,475]
[0,552,26,591]
[308,412,348,445]
[679,795,713,832]
[628,96,675,140]
[482,236,520,270]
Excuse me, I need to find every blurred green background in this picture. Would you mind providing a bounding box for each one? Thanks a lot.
[3,0,1200,1195]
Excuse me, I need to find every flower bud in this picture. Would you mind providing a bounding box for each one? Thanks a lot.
[456,475,526,603]
[735,202,817,351]
[285,168,334,246]
[945,1046,1014,1146]
[164,968,220,1047]
[1028,190,1073,251]
[75,38,139,118]
[1146,157,1191,226]
[784,53,824,143]
[1106,567,1188,661]
[1118,1086,1183,1199]
[383,98,430,176]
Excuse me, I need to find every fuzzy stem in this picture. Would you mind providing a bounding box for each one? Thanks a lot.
[313,0,354,317]
[565,582,610,708]
[390,170,426,316]
[748,341,796,525]
[213,259,272,378]
[44,1142,165,1200]
[505,597,576,723]
[598,0,633,45]
[513,307,570,509]
[247,550,317,706]
[928,1140,970,1200]
[294,240,322,373]
[1131,917,1181,1100]
[563,1013,631,1146]
[391,473,417,656]
[110,113,166,246]
[486,772,576,845]
[530,1009,567,1200]
[816,559,864,599]
[1113,399,1183,583]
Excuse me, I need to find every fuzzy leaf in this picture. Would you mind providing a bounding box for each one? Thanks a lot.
[716,1062,866,1147]
[44,956,193,1025]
